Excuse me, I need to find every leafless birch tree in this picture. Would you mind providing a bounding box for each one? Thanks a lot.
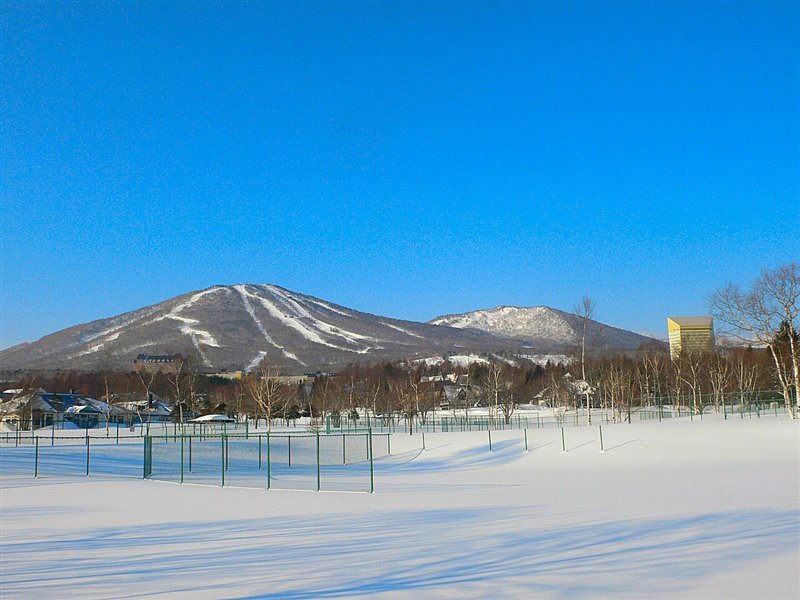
[574,296,596,424]
[710,263,799,417]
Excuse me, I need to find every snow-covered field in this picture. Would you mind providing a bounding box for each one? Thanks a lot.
[1,417,798,599]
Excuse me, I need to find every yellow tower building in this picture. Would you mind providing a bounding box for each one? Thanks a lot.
[667,316,714,359]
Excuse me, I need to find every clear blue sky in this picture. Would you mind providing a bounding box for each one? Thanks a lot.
[1,1,798,349]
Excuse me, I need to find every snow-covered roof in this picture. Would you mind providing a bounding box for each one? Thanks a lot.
[65,405,101,414]
[190,414,234,423]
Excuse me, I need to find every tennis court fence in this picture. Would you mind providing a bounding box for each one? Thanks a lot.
[0,431,391,493]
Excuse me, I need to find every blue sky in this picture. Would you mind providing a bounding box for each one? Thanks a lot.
[1,1,798,349]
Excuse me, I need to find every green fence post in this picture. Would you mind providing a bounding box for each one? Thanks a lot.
[488,430,492,452]
[225,435,229,471]
[246,419,249,439]
[86,435,90,477]
[51,424,55,447]
[266,433,271,490]
[34,435,39,477]
[369,429,374,494]
[288,435,292,468]
[316,431,321,492]
[189,436,192,472]
[258,435,262,470]
[524,428,528,452]
[387,434,391,455]
[422,431,425,451]
[343,434,346,465]
[599,425,605,452]
[221,435,225,487]
[561,427,566,453]
[180,434,184,483]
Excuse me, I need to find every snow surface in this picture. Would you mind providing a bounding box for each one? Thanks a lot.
[379,321,424,339]
[1,417,798,599]
[234,285,304,366]
[153,288,224,361]
[413,353,557,368]
[245,285,374,353]
[415,354,490,367]
[519,353,572,366]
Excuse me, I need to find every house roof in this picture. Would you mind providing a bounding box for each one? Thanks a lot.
[0,395,37,415]
[0,390,122,416]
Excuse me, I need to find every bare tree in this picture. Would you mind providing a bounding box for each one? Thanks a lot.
[671,350,706,416]
[500,371,523,424]
[390,375,416,434]
[574,296,596,424]
[733,350,760,415]
[707,350,732,414]
[545,371,569,410]
[608,360,634,423]
[710,263,799,418]
[183,349,203,420]
[482,361,506,423]
[243,356,290,432]
[309,375,334,431]
[96,350,117,434]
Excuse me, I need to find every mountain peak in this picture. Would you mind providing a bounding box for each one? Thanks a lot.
[429,305,577,344]
[0,284,525,373]
[429,305,656,351]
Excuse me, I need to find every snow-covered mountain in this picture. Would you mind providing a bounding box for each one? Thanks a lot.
[429,306,658,351]
[0,284,525,372]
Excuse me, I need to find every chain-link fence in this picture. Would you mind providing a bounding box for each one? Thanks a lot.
[0,426,149,446]
[0,420,277,445]
[0,435,143,479]
[144,432,391,493]
[0,431,390,493]
[323,389,791,433]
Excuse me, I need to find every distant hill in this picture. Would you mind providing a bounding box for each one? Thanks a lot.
[0,284,525,372]
[0,287,662,373]
[429,306,659,351]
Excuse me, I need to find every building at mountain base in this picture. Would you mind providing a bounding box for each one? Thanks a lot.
[667,316,714,359]
[133,354,187,375]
